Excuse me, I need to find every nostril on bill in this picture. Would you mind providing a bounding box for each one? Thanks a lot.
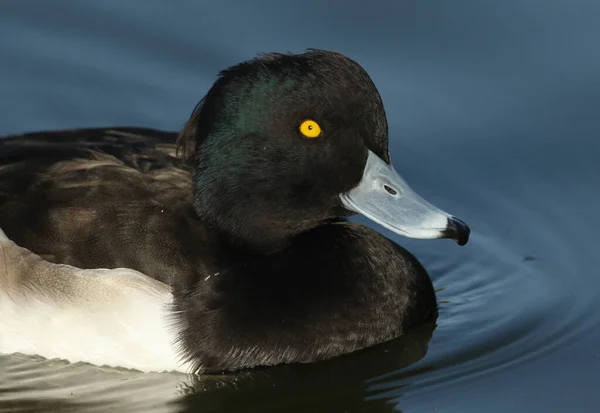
[383,185,397,195]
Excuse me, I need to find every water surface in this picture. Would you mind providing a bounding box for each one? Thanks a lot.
[1,1,599,412]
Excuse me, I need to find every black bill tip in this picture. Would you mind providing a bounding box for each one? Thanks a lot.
[444,216,471,246]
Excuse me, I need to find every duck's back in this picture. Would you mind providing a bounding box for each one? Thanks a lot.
[0,127,207,284]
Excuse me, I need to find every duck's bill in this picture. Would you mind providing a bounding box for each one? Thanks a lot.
[340,150,470,246]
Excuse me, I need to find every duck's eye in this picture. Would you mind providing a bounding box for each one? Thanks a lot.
[299,120,322,139]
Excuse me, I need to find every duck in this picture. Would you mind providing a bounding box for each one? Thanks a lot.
[0,49,470,374]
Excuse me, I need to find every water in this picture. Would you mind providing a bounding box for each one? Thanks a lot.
[1,0,599,412]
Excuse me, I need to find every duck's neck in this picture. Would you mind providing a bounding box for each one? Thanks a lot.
[192,200,328,256]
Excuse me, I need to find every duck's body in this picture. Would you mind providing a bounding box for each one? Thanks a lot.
[0,227,184,372]
[0,50,469,373]
[0,127,205,286]
[0,217,433,373]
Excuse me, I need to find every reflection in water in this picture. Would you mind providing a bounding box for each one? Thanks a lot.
[181,324,434,413]
[0,324,435,413]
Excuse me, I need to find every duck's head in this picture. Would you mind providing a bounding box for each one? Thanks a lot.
[178,50,469,252]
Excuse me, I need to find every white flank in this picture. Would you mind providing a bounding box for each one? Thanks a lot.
[0,232,193,373]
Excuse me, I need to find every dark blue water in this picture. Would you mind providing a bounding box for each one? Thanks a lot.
[1,1,599,412]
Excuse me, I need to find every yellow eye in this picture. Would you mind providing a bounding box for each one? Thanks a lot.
[299,120,321,138]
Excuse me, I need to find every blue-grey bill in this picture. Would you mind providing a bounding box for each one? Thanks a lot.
[340,150,470,245]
